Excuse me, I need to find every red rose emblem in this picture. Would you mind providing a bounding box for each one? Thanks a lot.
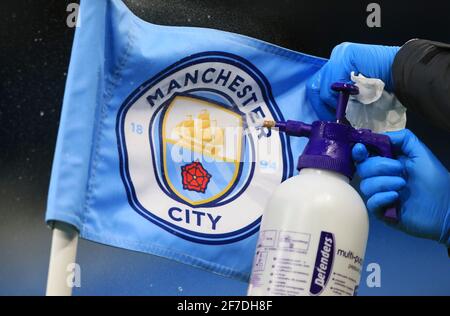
[181,161,212,193]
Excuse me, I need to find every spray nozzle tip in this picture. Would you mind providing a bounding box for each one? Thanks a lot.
[246,112,266,129]
[245,112,279,129]
[262,120,277,129]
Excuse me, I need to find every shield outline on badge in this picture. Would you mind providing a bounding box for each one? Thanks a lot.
[159,93,244,207]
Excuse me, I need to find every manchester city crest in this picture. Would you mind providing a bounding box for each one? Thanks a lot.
[117,52,291,244]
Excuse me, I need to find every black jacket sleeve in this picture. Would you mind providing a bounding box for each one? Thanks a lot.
[392,39,450,132]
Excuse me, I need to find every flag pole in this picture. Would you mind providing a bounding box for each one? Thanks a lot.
[46,221,79,296]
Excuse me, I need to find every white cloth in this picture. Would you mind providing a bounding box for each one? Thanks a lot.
[346,72,407,133]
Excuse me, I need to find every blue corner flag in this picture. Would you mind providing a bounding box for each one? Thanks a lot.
[46,0,326,281]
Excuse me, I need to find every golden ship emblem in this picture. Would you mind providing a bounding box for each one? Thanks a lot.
[171,109,226,159]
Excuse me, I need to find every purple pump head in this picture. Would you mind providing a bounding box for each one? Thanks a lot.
[270,82,398,222]
[333,82,359,124]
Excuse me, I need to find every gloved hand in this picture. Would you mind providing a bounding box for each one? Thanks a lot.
[307,42,399,120]
[352,129,450,246]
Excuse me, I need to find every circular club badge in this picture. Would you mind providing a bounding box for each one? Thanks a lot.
[117,52,292,244]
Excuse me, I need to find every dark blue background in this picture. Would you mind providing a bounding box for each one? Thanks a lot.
[0,0,449,295]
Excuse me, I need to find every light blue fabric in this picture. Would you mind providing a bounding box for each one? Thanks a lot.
[46,0,326,281]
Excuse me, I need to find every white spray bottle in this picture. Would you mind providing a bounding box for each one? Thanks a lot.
[247,82,397,296]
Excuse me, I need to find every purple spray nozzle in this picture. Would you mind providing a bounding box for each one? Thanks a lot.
[262,82,398,222]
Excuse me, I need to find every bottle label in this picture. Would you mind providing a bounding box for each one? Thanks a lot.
[249,229,364,296]
[309,231,334,295]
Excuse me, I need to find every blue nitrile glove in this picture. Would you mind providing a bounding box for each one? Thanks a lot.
[352,129,450,247]
[307,42,400,120]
